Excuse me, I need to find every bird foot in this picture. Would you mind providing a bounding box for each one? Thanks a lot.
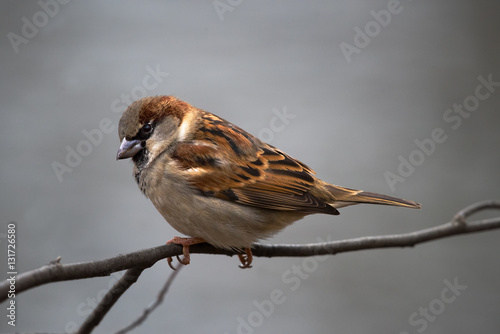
[238,247,253,269]
[166,236,205,270]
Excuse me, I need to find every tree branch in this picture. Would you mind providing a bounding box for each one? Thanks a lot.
[114,262,184,334]
[1,200,499,303]
[76,267,146,334]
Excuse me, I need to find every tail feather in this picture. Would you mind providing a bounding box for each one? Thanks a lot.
[325,184,421,209]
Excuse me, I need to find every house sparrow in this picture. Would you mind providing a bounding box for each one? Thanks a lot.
[117,96,420,269]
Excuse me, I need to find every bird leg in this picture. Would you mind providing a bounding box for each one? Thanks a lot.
[166,236,205,270]
[238,247,253,269]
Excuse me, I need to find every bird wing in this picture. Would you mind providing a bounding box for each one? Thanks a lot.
[170,112,339,215]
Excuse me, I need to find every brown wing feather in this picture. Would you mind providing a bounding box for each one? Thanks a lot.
[171,112,339,215]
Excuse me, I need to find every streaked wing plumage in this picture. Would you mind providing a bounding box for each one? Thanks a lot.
[171,111,339,215]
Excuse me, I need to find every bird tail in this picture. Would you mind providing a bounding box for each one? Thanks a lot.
[325,184,421,209]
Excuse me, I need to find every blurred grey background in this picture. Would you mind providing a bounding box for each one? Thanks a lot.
[1,1,500,333]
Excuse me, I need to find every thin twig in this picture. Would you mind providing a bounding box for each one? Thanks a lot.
[453,200,500,224]
[1,200,499,303]
[76,267,146,334]
[114,261,184,334]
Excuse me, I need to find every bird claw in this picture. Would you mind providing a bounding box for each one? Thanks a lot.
[167,256,176,270]
[167,254,190,270]
[238,248,253,269]
[166,236,204,270]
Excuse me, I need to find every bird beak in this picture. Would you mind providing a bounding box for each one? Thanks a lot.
[116,138,143,160]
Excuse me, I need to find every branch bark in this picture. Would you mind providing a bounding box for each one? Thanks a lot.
[1,200,499,303]
[114,262,184,334]
[76,267,146,334]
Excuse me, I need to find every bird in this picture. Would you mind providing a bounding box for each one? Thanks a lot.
[116,95,420,269]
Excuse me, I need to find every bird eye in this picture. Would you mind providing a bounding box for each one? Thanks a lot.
[142,123,153,134]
